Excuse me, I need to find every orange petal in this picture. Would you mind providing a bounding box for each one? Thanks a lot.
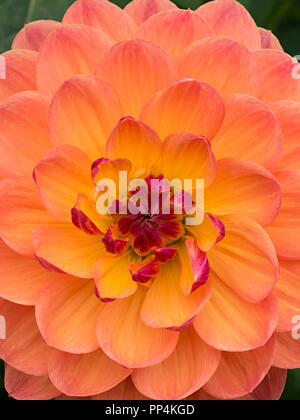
[72,193,111,235]
[141,257,212,329]
[266,169,300,260]
[0,49,37,103]
[212,94,282,170]
[63,0,136,40]
[0,239,58,306]
[96,286,179,368]
[160,131,217,188]
[95,39,177,118]
[92,377,148,400]
[205,158,281,226]
[33,224,107,278]
[259,28,283,50]
[34,145,93,223]
[194,273,278,351]
[0,177,55,257]
[37,24,114,98]
[275,260,300,332]
[238,367,287,400]
[124,0,177,26]
[137,9,213,60]
[253,49,300,102]
[106,117,161,177]
[132,327,220,400]
[12,20,61,51]
[186,213,222,252]
[269,100,300,170]
[203,337,275,399]
[273,332,300,369]
[208,214,279,303]
[36,275,101,354]
[140,79,225,141]
[177,38,262,98]
[5,366,60,400]
[49,75,123,160]
[95,255,137,301]
[48,348,131,397]
[196,0,261,51]
[0,299,49,376]
[0,91,51,177]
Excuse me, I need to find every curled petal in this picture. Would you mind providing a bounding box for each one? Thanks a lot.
[63,0,136,41]
[12,20,61,51]
[130,256,160,284]
[106,117,161,177]
[159,131,217,188]
[178,238,209,296]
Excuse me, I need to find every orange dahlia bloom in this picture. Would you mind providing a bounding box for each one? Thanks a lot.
[0,0,299,400]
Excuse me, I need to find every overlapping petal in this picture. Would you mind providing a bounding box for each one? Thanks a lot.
[124,0,177,26]
[177,38,263,98]
[63,0,137,41]
[12,20,61,51]
[95,39,177,118]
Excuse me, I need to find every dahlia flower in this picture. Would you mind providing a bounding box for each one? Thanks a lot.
[0,0,299,401]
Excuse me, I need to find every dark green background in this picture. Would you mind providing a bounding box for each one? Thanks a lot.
[0,0,299,400]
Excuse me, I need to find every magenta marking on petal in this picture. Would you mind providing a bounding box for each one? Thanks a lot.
[143,222,162,248]
[186,238,210,292]
[35,255,66,274]
[158,221,183,239]
[91,157,109,181]
[154,247,177,263]
[71,208,102,235]
[208,213,225,243]
[167,316,196,332]
[133,234,151,255]
[130,258,160,284]
[95,285,115,303]
[102,228,128,255]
